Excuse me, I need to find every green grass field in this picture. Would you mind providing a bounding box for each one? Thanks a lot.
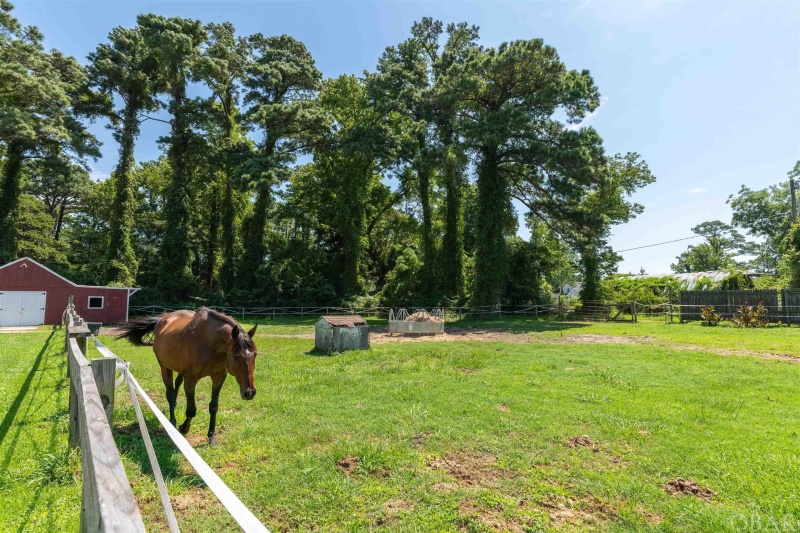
[1,319,799,532]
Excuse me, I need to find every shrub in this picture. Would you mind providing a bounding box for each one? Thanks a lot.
[599,275,682,306]
[700,305,721,326]
[731,301,769,328]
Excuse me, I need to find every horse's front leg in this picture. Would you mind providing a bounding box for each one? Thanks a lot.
[160,365,177,427]
[179,377,197,435]
[207,372,227,446]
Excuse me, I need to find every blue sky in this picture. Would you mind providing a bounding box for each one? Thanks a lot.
[12,0,800,274]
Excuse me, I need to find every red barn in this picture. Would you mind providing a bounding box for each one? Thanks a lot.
[0,257,138,326]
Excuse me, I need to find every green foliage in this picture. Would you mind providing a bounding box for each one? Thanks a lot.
[89,25,162,286]
[728,161,797,273]
[137,14,206,301]
[450,38,606,305]
[0,10,659,309]
[600,275,682,305]
[379,246,422,306]
[731,301,769,328]
[0,3,102,257]
[779,222,800,288]
[238,33,328,292]
[672,220,745,273]
[14,194,66,263]
[718,271,754,290]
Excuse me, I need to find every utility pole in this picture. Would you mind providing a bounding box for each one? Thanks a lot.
[791,178,797,222]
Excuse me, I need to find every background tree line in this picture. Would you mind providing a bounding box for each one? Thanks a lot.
[670,161,800,289]
[0,2,656,306]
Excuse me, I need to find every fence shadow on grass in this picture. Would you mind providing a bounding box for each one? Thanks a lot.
[0,331,56,462]
[114,422,205,488]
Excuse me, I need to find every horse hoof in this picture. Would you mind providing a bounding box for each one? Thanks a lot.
[179,424,190,435]
[208,437,217,447]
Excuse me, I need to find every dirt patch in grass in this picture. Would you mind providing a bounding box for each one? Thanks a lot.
[664,478,715,501]
[336,455,359,475]
[494,404,510,412]
[411,431,432,447]
[383,498,413,516]
[636,504,663,523]
[433,482,459,493]
[566,435,596,449]
[170,486,219,516]
[542,496,618,526]
[664,344,800,362]
[429,452,515,489]
[458,499,531,533]
[370,329,653,346]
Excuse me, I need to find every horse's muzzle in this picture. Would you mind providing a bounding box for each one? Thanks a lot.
[242,388,256,400]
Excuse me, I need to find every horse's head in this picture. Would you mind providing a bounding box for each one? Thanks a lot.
[227,324,258,400]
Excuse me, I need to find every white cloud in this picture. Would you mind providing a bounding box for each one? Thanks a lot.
[89,168,110,182]
[686,187,707,195]
[567,96,608,131]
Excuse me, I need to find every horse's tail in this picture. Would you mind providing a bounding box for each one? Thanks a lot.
[116,315,161,346]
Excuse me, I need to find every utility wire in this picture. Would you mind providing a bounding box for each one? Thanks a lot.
[617,235,701,253]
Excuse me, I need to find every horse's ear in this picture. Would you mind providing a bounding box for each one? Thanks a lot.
[248,324,257,338]
[231,325,240,339]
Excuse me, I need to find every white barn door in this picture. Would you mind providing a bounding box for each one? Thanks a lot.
[0,292,46,326]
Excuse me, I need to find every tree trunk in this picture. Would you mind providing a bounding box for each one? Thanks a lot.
[0,141,25,259]
[239,188,269,291]
[416,156,435,304]
[342,164,370,298]
[473,145,508,307]
[440,139,466,300]
[205,183,220,290]
[219,108,237,293]
[54,200,66,241]
[579,245,601,303]
[158,78,193,301]
[220,172,236,292]
[105,104,140,285]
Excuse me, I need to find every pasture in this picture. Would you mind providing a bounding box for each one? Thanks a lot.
[1,318,799,532]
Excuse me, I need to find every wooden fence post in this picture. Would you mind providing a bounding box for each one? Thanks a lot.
[632,299,637,323]
[91,358,116,427]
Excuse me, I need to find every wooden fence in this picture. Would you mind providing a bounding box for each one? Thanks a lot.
[678,290,780,321]
[781,289,800,324]
[64,299,146,532]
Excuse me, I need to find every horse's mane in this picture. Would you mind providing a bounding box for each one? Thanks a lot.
[200,307,256,351]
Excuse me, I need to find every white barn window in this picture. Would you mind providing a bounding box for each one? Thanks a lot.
[88,296,104,309]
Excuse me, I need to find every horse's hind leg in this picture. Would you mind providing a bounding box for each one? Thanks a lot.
[179,377,197,435]
[160,365,178,427]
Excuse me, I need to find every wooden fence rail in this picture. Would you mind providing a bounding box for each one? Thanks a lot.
[64,297,146,532]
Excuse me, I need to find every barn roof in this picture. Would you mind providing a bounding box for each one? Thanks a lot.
[0,257,138,292]
[317,315,367,327]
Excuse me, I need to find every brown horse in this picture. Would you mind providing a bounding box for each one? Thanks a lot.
[117,307,258,445]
